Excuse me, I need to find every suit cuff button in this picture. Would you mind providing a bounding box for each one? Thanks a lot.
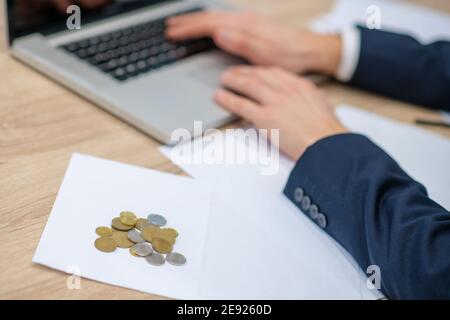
[301,196,311,211]
[294,187,304,203]
[309,204,319,220]
[317,213,327,228]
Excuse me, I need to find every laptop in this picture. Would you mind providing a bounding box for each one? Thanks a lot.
[4,0,239,144]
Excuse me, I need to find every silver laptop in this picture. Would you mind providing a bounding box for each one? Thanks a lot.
[4,0,239,144]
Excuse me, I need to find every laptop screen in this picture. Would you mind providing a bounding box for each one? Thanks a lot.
[6,0,176,44]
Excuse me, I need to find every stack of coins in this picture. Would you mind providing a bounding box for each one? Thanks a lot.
[94,211,186,267]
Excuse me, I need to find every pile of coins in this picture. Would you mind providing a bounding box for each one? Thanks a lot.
[94,211,186,267]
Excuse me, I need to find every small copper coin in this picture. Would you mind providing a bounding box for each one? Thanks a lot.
[141,225,159,242]
[111,217,133,231]
[135,218,150,231]
[152,237,173,254]
[111,231,134,248]
[95,226,113,237]
[119,211,137,226]
[94,237,117,253]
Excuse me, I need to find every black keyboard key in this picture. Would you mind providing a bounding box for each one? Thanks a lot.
[122,28,133,36]
[128,52,140,63]
[118,36,129,46]
[112,67,128,80]
[132,25,145,33]
[86,46,98,56]
[130,42,142,52]
[99,59,119,72]
[118,56,129,67]
[78,40,90,48]
[76,48,88,59]
[136,60,149,71]
[128,33,141,43]
[146,56,159,68]
[138,29,156,40]
[64,42,79,52]
[120,44,134,56]
[138,49,151,60]
[94,52,109,63]
[111,30,123,39]
[111,49,122,57]
[100,34,112,42]
[167,50,178,61]
[148,45,160,56]
[89,37,101,46]
[153,35,166,46]
[96,43,109,53]
[160,42,173,53]
[125,63,137,74]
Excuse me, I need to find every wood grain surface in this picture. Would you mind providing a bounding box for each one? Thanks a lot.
[0,0,449,299]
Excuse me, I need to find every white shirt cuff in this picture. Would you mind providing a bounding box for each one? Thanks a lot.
[336,26,361,82]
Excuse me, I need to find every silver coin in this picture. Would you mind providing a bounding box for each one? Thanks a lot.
[127,229,145,243]
[145,252,165,266]
[132,243,153,257]
[166,252,186,266]
[147,214,167,227]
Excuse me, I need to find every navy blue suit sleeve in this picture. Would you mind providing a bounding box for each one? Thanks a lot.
[283,133,450,299]
[348,27,450,111]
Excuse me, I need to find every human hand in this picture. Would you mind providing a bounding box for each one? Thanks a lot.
[214,66,348,160]
[166,11,342,76]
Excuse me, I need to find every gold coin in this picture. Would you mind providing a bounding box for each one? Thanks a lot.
[141,224,159,242]
[135,218,150,231]
[152,237,173,254]
[95,226,113,237]
[129,246,140,257]
[155,228,176,245]
[120,211,137,226]
[164,228,179,238]
[111,217,133,231]
[111,231,134,248]
[94,237,117,253]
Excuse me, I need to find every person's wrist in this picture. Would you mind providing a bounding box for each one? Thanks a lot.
[296,32,342,76]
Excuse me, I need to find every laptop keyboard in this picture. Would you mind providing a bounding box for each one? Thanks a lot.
[60,7,215,81]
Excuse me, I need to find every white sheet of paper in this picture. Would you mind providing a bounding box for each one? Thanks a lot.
[310,0,450,43]
[33,153,211,299]
[199,188,378,299]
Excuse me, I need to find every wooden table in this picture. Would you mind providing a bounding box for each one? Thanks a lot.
[1,0,449,299]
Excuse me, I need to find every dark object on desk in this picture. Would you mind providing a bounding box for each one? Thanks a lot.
[415,119,450,129]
